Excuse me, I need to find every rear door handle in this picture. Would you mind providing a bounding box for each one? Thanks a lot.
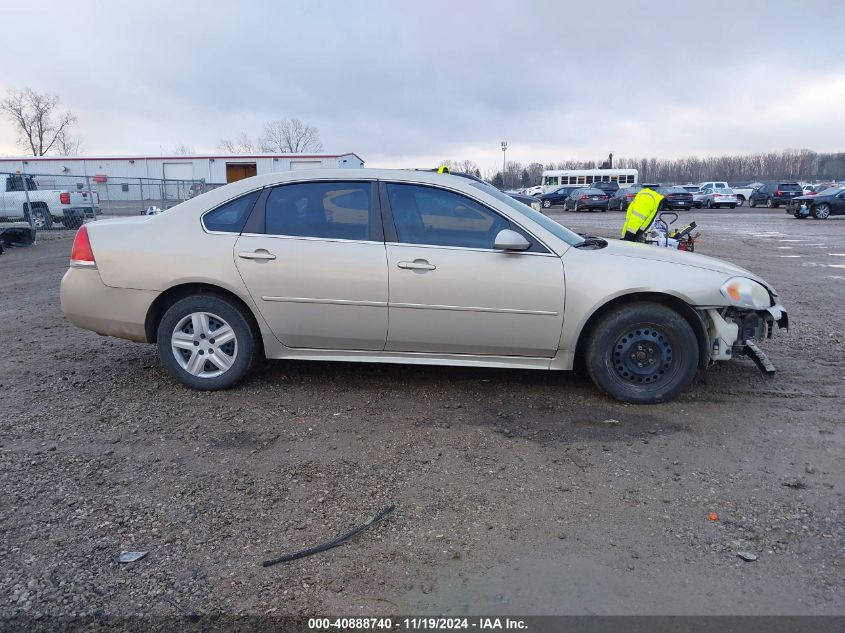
[398,259,436,271]
[238,249,276,261]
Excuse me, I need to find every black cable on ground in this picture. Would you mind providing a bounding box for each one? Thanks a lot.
[261,504,396,568]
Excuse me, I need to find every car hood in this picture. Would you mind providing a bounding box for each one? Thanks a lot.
[597,239,763,280]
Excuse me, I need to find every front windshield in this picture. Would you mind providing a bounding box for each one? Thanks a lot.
[469,180,584,246]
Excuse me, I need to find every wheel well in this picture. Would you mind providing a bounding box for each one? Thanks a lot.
[144,283,261,344]
[573,292,710,371]
[24,201,48,211]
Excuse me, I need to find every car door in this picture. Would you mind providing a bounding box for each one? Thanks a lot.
[233,180,388,351]
[381,182,564,357]
[834,190,845,213]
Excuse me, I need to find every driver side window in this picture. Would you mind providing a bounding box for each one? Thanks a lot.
[386,183,515,249]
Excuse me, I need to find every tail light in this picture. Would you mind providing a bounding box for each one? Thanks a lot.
[775,189,781,196]
[60,192,70,204]
[70,225,96,267]
[626,193,635,199]
[580,195,589,200]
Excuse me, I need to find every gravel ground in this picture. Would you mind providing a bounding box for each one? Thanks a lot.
[0,209,843,622]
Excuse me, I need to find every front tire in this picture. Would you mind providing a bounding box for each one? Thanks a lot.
[812,203,831,219]
[749,197,757,208]
[157,295,259,390]
[736,195,745,207]
[586,302,699,404]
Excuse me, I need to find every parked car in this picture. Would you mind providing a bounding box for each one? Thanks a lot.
[590,180,620,197]
[507,191,542,212]
[699,187,738,209]
[697,181,729,191]
[692,189,708,208]
[748,183,803,208]
[563,188,610,212]
[801,183,831,196]
[540,186,579,209]
[608,187,637,212]
[655,187,695,210]
[0,173,100,230]
[790,185,845,219]
[608,184,661,212]
[728,183,762,207]
[60,168,788,404]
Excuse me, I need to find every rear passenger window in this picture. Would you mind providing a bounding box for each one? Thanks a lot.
[264,182,371,240]
[202,191,260,233]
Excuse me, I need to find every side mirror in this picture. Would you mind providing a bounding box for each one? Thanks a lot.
[494,229,530,251]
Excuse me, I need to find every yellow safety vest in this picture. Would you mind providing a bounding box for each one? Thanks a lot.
[437,165,451,174]
[622,188,664,238]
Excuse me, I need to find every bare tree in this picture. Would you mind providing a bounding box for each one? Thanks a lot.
[259,118,323,153]
[0,88,77,156]
[173,144,195,155]
[55,128,81,155]
[526,162,544,186]
[218,132,256,154]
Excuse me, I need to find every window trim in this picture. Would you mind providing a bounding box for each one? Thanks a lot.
[379,181,552,255]
[245,180,382,242]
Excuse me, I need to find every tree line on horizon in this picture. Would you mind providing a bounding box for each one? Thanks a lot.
[478,149,845,190]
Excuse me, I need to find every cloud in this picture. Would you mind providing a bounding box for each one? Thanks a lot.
[1,0,843,170]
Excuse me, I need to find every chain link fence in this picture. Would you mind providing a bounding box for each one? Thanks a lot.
[0,171,224,248]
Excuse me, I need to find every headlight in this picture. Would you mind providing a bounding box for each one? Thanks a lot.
[531,201,541,211]
[720,277,771,309]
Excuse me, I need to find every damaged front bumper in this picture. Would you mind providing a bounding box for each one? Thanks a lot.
[704,305,788,374]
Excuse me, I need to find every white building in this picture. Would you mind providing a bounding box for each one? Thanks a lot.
[0,151,364,184]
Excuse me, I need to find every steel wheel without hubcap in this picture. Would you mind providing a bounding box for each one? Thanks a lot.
[170,311,238,378]
[586,302,698,404]
[613,328,673,386]
[812,203,831,219]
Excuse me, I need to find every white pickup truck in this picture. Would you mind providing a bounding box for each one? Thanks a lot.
[0,173,100,230]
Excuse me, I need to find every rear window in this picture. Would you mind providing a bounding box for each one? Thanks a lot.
[580,188,605,195]
[779,183,802,191]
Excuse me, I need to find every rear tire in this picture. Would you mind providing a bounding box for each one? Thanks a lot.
[586,302,699,404]
[729,204,736,209]
[749,197,757,208]
[62,215,84,229]
[157,295,260,390]
[26,204,52,230]
[542,199,551,208]
[736,195,745,207]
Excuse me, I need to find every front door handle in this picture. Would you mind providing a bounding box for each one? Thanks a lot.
[238,249,276,261]
[398,259,436,271]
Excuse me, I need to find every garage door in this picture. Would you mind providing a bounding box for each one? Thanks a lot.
[163,163,194,200]
[290,160,323,170]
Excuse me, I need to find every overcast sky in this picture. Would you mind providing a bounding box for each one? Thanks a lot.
[1,0,843,171]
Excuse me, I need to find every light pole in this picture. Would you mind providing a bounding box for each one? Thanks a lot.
[501,141,508,189]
